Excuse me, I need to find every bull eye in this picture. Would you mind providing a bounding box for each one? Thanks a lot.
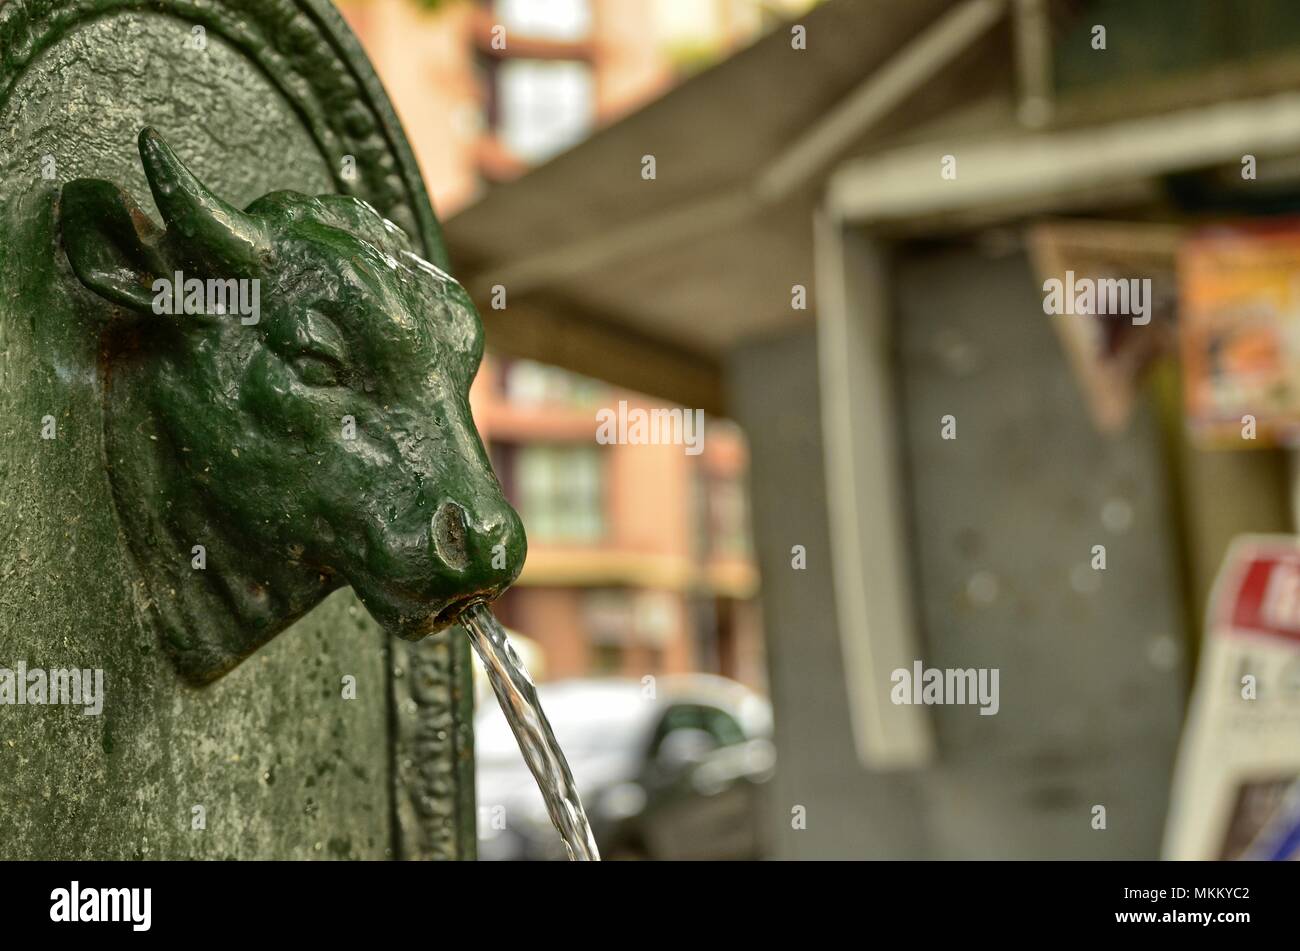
[291,353,344,388]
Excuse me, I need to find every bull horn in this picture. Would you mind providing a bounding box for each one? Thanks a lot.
[137,127,269,268]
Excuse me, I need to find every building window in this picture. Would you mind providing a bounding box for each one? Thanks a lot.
[585,589,631,674]
[589,643,624,675]
[585,589,632,643]
[516,444,604,541]
[695,467,752,559]
[497,58,594,163]
[583,589,674,644]
[495,0,592,42]
[582,589,674,675]
[502,358,604,407]
[709,475,752,558]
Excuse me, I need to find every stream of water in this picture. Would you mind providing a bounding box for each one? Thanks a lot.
[462,603,601,861]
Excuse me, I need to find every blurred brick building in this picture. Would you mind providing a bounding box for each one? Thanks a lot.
[338,0,782,688]
[472,359,762,686]
[339,0,782,214]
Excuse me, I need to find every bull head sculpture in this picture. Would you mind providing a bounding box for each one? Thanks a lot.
[57,128,526,684]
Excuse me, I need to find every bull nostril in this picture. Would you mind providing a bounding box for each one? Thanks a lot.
[432,501,470,571]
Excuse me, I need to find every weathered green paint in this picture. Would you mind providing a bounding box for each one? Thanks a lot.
[0,0,503,859]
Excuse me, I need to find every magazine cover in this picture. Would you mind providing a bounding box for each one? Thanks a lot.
[1181,223,1300,448]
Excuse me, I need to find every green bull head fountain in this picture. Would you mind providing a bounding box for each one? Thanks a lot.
[0,0,526,860]
[61,128,526,684]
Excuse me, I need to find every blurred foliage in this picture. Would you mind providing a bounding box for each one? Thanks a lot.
[665,40,726,77]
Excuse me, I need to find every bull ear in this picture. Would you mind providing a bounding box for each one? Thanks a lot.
[60,178,168,313]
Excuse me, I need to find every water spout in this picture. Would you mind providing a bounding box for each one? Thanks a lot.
[462,603,601,861]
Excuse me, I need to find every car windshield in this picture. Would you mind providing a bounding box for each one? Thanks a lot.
[475,682,649,763]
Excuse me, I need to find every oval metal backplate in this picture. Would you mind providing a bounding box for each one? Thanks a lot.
[0,0,474,860]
